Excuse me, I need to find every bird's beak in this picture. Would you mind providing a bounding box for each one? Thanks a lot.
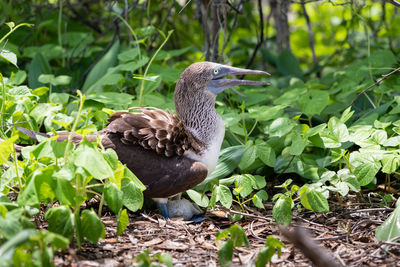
[207,65,270,95]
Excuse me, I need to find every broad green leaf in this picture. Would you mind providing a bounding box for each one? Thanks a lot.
[252,175,267,189]
[73,141,114,180]
[218,240,233,267]
[273,197,292,226]
[256,143,276,167]
[298,90,329,115]
[304,123,326,138]
[320,117,349,148]
[186,189,209,208]
[301,189,329,212]
[217,185,232,209]
[82,40,120,92]
[276,49,304,79]
[28,52,51,89]
[202,145,244,184]
[86,92,134,106]
[0,50,17,67]
[0,136,17,165]
[376,205,400,241]
[117,48,139,62]
[102,149,119,170]
[117,209,129,236]
[0,229,38,261]
[252,190,268,209]
[104,182,123,214]
[340,107,354,123]
[121,180,144,212]
[381,155,400,174]
[81,210,105,244]
[235,175,253,198]
[354,162,380,186]
[45,206,74,241]
[268,117,294,137]
[289,135,307,156]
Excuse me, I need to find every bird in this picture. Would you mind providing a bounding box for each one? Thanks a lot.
[18,62,269,219]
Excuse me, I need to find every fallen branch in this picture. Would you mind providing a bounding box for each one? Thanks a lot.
[280,226,341,267]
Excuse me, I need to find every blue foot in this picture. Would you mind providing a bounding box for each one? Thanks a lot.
[157,202,169,218]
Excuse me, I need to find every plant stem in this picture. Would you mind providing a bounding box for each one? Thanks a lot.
[138,30,173,106]
[0,23,33,45]
[64,90,85,162]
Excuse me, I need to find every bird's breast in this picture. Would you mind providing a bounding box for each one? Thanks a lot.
[184,116,225,175]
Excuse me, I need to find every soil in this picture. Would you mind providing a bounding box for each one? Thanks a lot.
[51,194,399,267]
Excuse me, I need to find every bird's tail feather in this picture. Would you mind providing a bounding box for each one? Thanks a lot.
[17,126,50,141]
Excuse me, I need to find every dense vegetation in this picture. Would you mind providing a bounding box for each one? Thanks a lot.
[0,0,399,265]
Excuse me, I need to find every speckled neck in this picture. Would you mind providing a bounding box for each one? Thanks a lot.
[174,82,220,147]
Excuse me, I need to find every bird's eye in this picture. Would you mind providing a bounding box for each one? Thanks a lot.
[213,69,219,75]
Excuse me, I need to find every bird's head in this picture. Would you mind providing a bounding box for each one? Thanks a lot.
[175,61,270,98]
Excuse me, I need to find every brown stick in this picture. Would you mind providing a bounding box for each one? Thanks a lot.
[280,226,341,267]
[350,66,400,106]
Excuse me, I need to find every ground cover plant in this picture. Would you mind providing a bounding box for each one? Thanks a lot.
[0,0,400,266]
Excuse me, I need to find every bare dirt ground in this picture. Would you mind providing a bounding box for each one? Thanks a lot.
[52,194,399,267]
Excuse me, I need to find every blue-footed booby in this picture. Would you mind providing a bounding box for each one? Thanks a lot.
[18,62,269,219]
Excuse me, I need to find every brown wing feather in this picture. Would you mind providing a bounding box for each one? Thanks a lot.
[103,108,203,157]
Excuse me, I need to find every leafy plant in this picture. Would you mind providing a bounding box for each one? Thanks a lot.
[216,224,249,267]
[134,249,173,267]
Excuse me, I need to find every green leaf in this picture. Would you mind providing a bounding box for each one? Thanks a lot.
[0,229,38,261]
[121,180,144,212]
[217,185,232,209]
[256,143,276,167]
[289,135,307,156]
[381,155,400,174]
[304,123,326,138]
[186,189,209,208]
[376,205,400,241]
[320,117,349,148]
[354,162,380,186]
[340,107,354,123]
[298,90,330,115]
[276,49,304,79]
[301,189,329,212]
[238,143,257,170]
[28,52,51,89]
[268,117,294,137]
[0,136,18,165]
[117,209,129,236]
[86,92,134,106]
[81,209,105,244]
[235,175,253,198]
[45,206,74,241]
[218,240,233,267]
[82,40,120,93]
[273,197,293,226]
[104,182,123,214]
[73,140,114,180]
[201,145,245,184]
[0,49,18,67]
[252,190,268,209]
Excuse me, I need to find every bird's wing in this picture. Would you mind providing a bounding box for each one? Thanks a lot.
[103,108,203,157]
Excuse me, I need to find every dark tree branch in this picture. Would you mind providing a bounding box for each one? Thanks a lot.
[300,0,320,77]
[270,0,291,52]
[350,66,400,106]
[65,0,102,33]
[245,0,264,69]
